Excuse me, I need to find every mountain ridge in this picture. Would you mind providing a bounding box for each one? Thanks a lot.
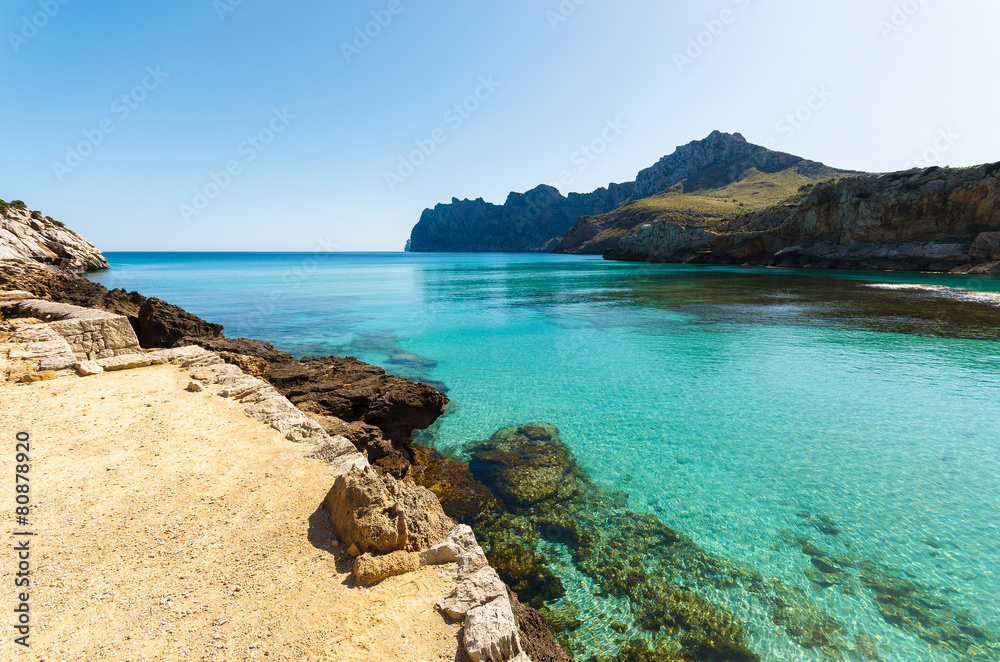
[407,131,861,254]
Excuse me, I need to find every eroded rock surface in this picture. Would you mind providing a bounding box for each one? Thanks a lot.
[1,202,108,273]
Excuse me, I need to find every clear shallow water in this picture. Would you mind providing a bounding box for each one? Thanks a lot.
[90,253,1000,661]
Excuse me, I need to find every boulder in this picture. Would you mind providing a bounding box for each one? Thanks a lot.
[455,547,490,581]
[74,361,104,376]
[971,231,1000,260]
[464,595,525,662]
[136,297,223,348]
[435,566,508,620]
[419,524,479,566]
[352,551,420,586]
[323,466,408,555]
[186,380,205,392]
[383,474,456,552]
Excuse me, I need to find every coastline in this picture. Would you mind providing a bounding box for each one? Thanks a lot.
[0,254,572,662]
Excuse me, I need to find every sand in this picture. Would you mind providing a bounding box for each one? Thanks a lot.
[0,358,463,661]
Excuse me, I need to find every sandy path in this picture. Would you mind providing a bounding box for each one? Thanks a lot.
[0,361,462,661]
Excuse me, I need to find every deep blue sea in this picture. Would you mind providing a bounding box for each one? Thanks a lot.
[89,252,1000,661]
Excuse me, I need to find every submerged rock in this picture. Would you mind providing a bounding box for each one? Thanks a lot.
[467,423,574,508]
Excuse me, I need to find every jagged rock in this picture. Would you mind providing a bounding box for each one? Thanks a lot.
[507,589,574,662]
[455,547,490,582]
[0,203,108,273]
[419,524,479,566]
[266,355,448,444]
[383,474,456,552]
[352,551,420,586]
[74,361,104,376]
[136,297,223,348]
[463,595,525,662]
[306,436,366,468]
[323,466,408,555]
[971,231,1000,260]
[435,566,508,620]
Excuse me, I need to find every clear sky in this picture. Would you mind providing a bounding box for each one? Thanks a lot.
[2,0,999,251]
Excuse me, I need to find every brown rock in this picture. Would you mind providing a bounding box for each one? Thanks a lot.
[383,474,457,552]
[352,551,419,586]
[16,370,58,383]
[323,466,408,555]
[971,231,1000,260]
[507,588,574,662]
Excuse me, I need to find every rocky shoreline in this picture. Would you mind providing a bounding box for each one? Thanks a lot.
[2,202,571,661]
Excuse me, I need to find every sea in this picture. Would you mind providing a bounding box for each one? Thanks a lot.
[88,252,1000,661]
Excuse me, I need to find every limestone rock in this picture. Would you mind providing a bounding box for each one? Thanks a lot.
[464,595,524,662]
[74,361,104,376]
[323,466,408,555]
[0,290,32,304]
[435,566,507,620]
[352,551,420,586]
[0,204,108,273]
[186,380,205,392]
[9,322,76,370]
[455,546,490,581]
[420,524,479,566]
[14,299,140,360]
[97,354,153,371]
[383,474,456,552]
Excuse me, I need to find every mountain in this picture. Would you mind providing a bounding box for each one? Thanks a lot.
[608,164,1000,274]
[407,131,860,254]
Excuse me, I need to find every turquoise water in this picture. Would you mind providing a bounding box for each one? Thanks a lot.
[90,253,1000,661]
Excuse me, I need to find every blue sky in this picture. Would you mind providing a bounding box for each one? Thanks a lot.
[1,0,999,251]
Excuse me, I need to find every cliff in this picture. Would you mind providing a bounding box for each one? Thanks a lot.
[409,131,858,254]
[1,199,108,273]
[409,182,635,253]
[608,163,1000,273]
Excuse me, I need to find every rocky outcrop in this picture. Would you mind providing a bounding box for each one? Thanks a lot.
[410,131,858,254]
[610,163,1000,272]
[1,200,108,273]
[409,183,635,253]
[13,298,140,360]
[0,261,449,476]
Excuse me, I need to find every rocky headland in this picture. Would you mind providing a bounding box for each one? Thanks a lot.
[408,132,859,256]
[609,163,1000,273]
[409,132,1000,274]
[1,200,569,662]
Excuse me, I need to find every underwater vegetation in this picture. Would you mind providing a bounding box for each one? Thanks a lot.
[413,423,1000,661]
